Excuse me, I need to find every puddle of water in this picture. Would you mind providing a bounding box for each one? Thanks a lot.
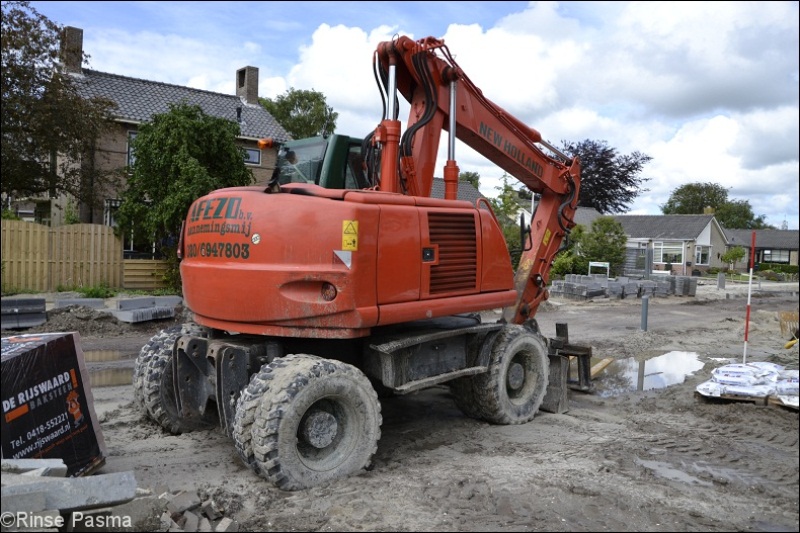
[89,367,133,387]
[635,458,712,486]
[593,351,705,397]
[83,349,126,362]
[84,350,134,387]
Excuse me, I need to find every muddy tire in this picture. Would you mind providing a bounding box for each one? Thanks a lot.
[232,364,278,472]
[134,323,208,411]
[250,354,382,490]
[450,376,486,420]
[139,323,214,434]
[450,331,500,421]
[133,325,183,412]
[472,325,548,425]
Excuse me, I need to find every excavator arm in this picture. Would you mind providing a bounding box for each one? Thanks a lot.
[372,35,581,324]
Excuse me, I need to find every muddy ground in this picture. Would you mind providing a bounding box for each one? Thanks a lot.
[7,281,800,532]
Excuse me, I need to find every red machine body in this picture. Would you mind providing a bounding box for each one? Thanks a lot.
[180,35,580,339]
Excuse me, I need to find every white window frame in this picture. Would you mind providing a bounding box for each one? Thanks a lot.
[243,147,261,166]
[763,249,790,264]
[695,245,710,266]
[653,241,683,264]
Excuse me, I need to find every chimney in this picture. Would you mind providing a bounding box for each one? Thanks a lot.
[61,26,83,74]
[703,206,715,215]
[236,66,259,105]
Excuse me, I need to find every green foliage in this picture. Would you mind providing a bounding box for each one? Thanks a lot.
[77,283,115,298]
[576,216,628,276]
[548,218,626,277]
[1,2,116,203]
[459,170,480,190]
[2,209,21,220]
[715,199,772,229]
[759,263,798,275]
[488,173,520,222]
[758,270,785,281]
[661,182,728,214]
[63,199,80,224]
[116,102,254,290]
[259,87,337,139]
[561,139,652,214]
[720,246,746,270]
[661,182,772,229]
[550,252,585,280]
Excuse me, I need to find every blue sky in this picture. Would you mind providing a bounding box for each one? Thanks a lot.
[30,1,800,229]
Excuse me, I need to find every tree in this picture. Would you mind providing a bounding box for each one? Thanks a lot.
[1,1,116,205]
[714,199,771,229]
[116,102,254,288]
[459,170,480,190]
[489,173,526,268]
[561,139,652,214]
[720,246,746,271]
[549,217,626,278]
[661,182,728,215]
[259,88,337,139]
[661,182,773,229]
[575,216,628,276]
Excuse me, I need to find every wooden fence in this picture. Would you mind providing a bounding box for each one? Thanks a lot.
[123,259,169,291]
[1,220,169,293]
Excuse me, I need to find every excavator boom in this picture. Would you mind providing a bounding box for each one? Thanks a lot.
[371,35,581,322]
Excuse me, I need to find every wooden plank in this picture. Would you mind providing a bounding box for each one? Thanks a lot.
[590,358,614,378]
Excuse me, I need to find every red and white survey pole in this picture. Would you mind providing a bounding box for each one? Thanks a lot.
[743,231,756,364]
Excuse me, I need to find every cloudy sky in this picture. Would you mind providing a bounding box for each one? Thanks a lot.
[31,1,799,229]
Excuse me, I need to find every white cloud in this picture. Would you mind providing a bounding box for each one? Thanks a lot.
[43,0,797,229]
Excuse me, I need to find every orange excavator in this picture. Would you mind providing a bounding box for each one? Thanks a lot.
[133,34,581,490]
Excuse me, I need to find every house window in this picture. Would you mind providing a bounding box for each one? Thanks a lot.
[104,199,120,227]
[695,246,710,266]
[244,148,261,166]
[104,199,137,252]
[127,131,138,167]
[653,241,683,264]
[762,249,790,264]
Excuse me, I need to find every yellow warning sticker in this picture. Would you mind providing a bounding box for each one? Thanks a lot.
[342,220,358,251]
[542,228,551,246]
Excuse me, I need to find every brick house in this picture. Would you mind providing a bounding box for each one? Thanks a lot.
[612,214,729,276]
[724,228,799,268]
[16,26,290,237]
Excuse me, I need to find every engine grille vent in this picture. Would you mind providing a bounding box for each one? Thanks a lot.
[428,212,477,294]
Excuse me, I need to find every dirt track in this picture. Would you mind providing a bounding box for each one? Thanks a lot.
[11,281,800,531]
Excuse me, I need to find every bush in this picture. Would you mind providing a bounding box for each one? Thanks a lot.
[77,284,116,298]
[759,263,798,275]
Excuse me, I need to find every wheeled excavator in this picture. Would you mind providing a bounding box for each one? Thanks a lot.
[133,34,581,491]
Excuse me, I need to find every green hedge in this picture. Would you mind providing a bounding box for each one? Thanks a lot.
[758,262,798,275]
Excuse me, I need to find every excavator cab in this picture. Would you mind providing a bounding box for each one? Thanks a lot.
[274,134,369,189]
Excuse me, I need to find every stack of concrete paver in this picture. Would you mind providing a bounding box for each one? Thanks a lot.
[0,458,241,532]
[549,274,696,301]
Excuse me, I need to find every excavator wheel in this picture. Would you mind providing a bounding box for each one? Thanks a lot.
[472,325,549,425]
[249,354,382,490]
[138,323,216,434]
[133,324,204,411]
[450,377,486,421]
[450,331,500,421]
[232,363,280,472]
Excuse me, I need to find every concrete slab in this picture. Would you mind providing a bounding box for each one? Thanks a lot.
[0,471,137,513]
[54,299,106,309]
[111,306,176,323]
